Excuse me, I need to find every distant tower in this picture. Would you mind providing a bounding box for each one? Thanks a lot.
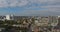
[58,16,60,18]
[5,15,14,20]
[49,16,58,26]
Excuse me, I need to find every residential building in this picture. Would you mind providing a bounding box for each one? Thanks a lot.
[5,15,14,20]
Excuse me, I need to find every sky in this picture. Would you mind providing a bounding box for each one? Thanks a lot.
[0,0,60,16]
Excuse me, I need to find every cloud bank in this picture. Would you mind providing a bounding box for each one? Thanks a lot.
[0,0,60,7]
[0,0,60,16]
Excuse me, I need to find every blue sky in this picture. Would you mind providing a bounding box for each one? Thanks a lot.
[0,0,60,16]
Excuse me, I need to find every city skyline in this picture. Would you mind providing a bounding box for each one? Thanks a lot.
[0,0,60,16]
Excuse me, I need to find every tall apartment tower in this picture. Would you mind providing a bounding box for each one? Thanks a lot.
[5,15,14,20]
[49,16,58,26]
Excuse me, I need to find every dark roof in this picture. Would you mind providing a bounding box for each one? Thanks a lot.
[0,16,5,19]
[54,26,60,29]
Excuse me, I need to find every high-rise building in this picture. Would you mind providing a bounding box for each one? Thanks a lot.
[5,15,14,20]
[49,16,58,26]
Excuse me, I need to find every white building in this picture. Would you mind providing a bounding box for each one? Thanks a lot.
[58,16,60,18]
[5,15,14,20]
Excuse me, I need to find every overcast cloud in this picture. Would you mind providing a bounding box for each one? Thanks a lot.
[0,0,60,16]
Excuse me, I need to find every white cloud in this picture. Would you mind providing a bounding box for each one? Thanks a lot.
[0,0,60,7]
[0,0,29,7]
[9,0,29,7]
[0,0,8,7]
